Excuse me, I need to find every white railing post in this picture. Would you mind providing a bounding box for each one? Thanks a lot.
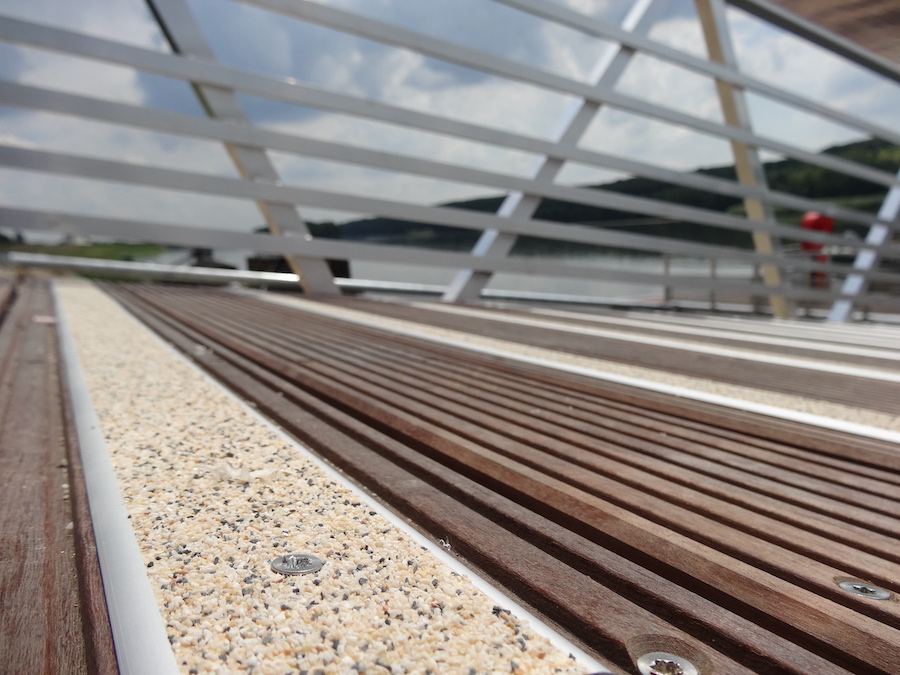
[145,0,339,295]
[441,0,667,303]
[695,0,792,319]
[828,168,900,322]
[663,254,672,304]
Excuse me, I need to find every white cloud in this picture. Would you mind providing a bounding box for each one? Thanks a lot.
[0,110,262,230]
[614,51,723,123]
[647,4,709,58]
[12,49,149,107]
[726,5,900,145]
[580,106,735,171]
[0,133,38,149]
[0,0,165,49]
[546,0,630,23]
[304,0,611,82]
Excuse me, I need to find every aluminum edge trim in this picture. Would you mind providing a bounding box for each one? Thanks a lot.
[53,280,180,675]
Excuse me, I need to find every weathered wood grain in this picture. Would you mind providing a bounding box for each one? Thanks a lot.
[326,298,900,414]
[0,279,116,674]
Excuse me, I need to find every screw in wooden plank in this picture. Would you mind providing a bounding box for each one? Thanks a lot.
[636,652,698,675]
[838,580,892,600]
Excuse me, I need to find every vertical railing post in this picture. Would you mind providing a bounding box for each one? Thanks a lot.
[695,0,792,319]
[827,168,900,322]
[441,0,667,303]
[751,263,763,314]
[145,0,339,295]
[663,254,672,304]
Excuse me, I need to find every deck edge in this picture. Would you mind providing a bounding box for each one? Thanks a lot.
[53,281,180,675]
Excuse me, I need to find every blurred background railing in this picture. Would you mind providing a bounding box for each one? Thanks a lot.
[1,0,898,320]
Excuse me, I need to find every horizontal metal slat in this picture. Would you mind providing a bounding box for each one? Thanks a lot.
[2,143,891,257]
[235,0,900,189]
[492,0,900,141]
[4,79,897,235]
[2,15,897,192]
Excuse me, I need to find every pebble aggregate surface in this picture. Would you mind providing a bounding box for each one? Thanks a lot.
[56,279,590,675]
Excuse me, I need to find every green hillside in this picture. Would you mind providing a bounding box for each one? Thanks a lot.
[335,137,898,254]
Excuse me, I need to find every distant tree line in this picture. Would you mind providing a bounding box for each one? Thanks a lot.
[312,137,899,255]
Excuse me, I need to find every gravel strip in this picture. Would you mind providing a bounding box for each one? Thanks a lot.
[56,279,593,675]
[247,292,900,432]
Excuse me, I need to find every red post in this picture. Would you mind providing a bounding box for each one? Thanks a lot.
[800,212,834,288]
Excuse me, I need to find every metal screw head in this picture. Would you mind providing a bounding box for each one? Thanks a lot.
[838,580,892,600]
[636,652,698,675]
[271,553,324,575]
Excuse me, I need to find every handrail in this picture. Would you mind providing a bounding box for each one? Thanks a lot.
[5,144,896,258]
[0,2,897,320]
[3,80,895,234]
[5,207,900,307]
[241,0,900,148]
[493,0,900,136]
[727,0,900,84]
[2,17,896,192]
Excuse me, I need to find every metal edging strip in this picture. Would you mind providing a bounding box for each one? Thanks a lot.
[53,281,180,675]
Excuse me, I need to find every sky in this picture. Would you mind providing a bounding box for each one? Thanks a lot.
[0,0,898,240]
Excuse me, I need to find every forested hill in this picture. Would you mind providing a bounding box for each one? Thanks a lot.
[329,137,899,252]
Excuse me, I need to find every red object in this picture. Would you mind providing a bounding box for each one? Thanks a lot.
[799,212,834,252]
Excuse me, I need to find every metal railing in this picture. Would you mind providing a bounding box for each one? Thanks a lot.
[0,0,898,320]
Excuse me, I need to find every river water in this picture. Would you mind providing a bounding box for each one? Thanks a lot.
[351,255,756,302]
[205,248,756,302]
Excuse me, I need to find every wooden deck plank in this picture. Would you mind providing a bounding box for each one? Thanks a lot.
[148,292,900,571]
[327,298,900,414]
[283,337,900,559]
[237,304,900,486]
[0,278,116,674]
[439,304,900,370]
[182,289,900,471]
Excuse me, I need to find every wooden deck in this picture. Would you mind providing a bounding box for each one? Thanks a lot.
[325,298,900,414]
[106,283,900,675]
[0,277,116,674]
[4,277,900,674]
